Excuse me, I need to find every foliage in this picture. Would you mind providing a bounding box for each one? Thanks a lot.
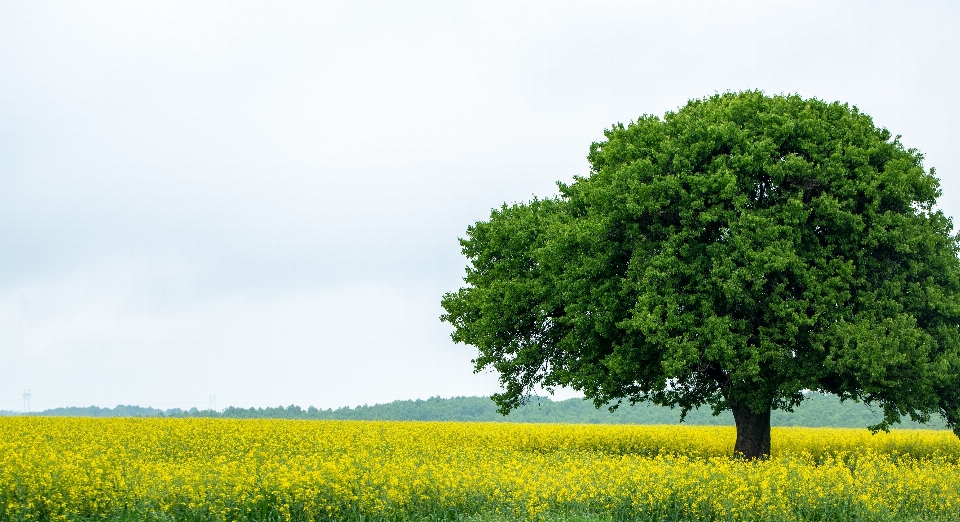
[3,392,949,429]
[441,91,960,447]
[2,417,959,521]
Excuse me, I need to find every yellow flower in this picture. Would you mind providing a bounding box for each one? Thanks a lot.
[1,417,958,520]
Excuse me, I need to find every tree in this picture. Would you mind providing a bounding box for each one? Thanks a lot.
[441,91,960,459]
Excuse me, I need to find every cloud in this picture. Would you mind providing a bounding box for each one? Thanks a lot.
[1,0,958,410]
[0,255,504,410]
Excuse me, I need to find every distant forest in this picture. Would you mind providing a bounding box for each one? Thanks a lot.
[1,393,949,430]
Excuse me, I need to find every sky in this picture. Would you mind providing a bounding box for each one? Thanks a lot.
[1,1,959,412]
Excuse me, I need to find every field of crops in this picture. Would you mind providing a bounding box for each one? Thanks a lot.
[2,418,959,521]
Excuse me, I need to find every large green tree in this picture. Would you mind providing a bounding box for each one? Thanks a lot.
[441,91,960,459]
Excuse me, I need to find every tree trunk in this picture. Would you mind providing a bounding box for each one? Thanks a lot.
[731,403,771,460]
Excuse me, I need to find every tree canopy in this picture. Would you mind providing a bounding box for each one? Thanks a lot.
[441,91,960,458]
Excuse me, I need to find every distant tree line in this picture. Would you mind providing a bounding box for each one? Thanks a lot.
[0,393,947,430]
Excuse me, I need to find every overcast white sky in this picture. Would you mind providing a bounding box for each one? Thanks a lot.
[1,1,959,411]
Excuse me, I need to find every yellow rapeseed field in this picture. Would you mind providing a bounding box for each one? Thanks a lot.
[1,417,959,521]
